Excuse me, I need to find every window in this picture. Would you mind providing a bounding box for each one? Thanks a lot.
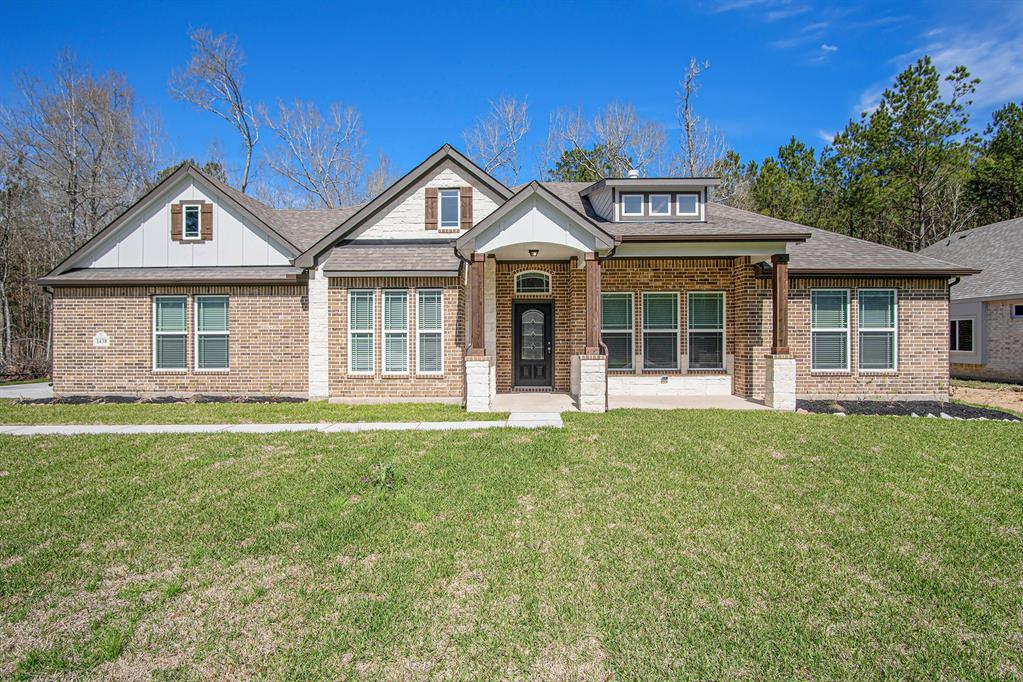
[194,296,229,370]
[676,193,700,217]
[1013,304,1023,318]
[621,193,644,216]
[348,290,374,374]
[858,289,896,371]
[601,293,633,370]
[183,204,201,239]
[811,289,850,371]
[383,290,408,374]
[153,296,187,370]
[688,292,725,370]
[515,272,550,294]
[649,193,671,216]
[642,292,678,369]
[439,189,460,229]
[417,289,444,373]
[950,319,974,352]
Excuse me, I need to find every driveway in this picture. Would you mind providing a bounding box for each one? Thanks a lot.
[0,381,53,400]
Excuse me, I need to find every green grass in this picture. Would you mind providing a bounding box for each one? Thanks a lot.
[952,378,1023,391]
[0,378,48,387]
[1,410,1021,679]
[0,400,506,425]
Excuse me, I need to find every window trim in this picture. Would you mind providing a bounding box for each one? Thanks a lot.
[194,295,230,372]
[857,288,897,372]
[621,193,645,217]
[648,193,671,217]
[382,289,409,376]
[601,292,634,371]
[416,288,445,375]
[1012,304,1023,319]
[348,289,376,375]
[811,288,851,372]
[181,203,202,240]
[950,317,975,354]
[438,188,460,230]
[687,291,726,371]
[675,192,702,218]
[152,295,188,372]
[641,291,680,371]
[514,271,551,295]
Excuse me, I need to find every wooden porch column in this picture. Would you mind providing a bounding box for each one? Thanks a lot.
[468,253,485,355]
[585,252,602,355]
[771,253,790,355]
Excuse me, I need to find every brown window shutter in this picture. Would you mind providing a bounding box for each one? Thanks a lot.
[170,203,183,241]
[200,202,213,240]
[425,188,438,230]
[460,187,473,230]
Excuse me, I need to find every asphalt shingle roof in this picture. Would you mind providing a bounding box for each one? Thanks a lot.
[919,217,1023,299]
[321,241,461,276]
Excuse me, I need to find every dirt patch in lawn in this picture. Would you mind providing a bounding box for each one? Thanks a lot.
[951,384,1023,417]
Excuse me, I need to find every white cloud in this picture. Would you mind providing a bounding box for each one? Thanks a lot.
[817,130,835,144]
[820,43,838,52]
[766,4,810,21]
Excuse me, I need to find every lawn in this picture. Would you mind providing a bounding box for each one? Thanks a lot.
[1,410,1021,679]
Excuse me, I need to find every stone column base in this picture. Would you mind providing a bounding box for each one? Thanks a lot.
[571,354,607,413]
[764,354,796,411]
[465,356,492,412]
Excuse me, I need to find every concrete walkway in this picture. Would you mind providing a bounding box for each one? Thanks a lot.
[0,381,53,401]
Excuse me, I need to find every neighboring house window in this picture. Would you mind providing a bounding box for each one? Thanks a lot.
[676,193,700,217]
[417,289,444,373]
[649,193,671,216]
[811,289,850,371]
[439,189,460,229]
[348,290,375,374]
[858,289,896,371]
[621,194,644,216]
[601,293,633,370]
[383,290,409,374]
[195,296,229,370]
[688,292,725,370]
[950,319,974,352]
[182,204,201,240]
[153,296,187,370]
[1012,304,1023,318]
[642,292,679,369]
[515,272,550,294]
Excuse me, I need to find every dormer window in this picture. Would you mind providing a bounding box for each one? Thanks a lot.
[439,189,460,230]
[676,193,700,217]
[183,204,201,240]
[621,194,644,216]
[649,193,671,217]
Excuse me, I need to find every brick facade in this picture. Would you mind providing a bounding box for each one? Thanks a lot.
[951,299,1023,382]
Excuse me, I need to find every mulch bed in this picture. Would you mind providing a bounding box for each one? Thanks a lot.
[798,399,1021,421]
[17,395,307,405]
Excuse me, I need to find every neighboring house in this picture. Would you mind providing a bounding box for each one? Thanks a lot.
[40,144,977,411]
[919,217,1023,383]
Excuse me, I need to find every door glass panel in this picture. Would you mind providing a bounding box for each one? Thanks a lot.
[521,309,544,360]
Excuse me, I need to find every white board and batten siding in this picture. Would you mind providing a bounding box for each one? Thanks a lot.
[79,177,291,269]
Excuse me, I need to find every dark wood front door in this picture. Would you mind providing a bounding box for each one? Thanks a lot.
[513,302,553,387]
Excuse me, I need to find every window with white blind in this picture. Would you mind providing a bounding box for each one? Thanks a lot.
[153,296,187,370]
[439,189,460,229]
[601,293,633,370]
[858,289,896,371]
[688,292,725,370]
[383,290,409,374]
[195,296,229,370]
[417,289,443,374]
[348,290,375,374]
[811,289,850,371]
[642,292,678,370]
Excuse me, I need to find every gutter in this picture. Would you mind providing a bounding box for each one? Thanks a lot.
[615,233,811,243]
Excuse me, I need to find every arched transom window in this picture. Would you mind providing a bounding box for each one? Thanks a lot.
[515,271,550,294]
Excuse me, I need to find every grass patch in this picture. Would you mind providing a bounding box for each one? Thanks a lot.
[0,378,48,387]
[953,378,1022,390]
[1,410,1021,678]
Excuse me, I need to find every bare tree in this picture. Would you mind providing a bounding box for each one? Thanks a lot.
[170,27,258,192]
[672,58,726,176]
[548,102,666,179]
[462,96,530,184]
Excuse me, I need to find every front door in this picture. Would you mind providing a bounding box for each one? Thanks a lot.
[513,302,553,387]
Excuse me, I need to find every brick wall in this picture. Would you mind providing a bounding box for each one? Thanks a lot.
[327,277,465,398]
[51,285,308,395]
[951,299,1023,382]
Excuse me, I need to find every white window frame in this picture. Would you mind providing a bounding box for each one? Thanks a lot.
[515,271,551,295]
[810,288,851,372]
[641,291,680,371]
[601,292,634,371]
[382,289,409,375]
[1012,304,1023,319]
[416,288,444,375]
[621,193,645,217]
[687,291,726,371]
[348,289,375,375]
[675,192,701,218]
[194,295,230,372]
[648,193,671,217]
[152,295,188,372]
[857,288,897,372]
[181,203,202,240]
[950,318,975,353]
[439,189,460,230]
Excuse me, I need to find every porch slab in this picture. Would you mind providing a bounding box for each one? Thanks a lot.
[608,395,770,411]
[492,392,579,413]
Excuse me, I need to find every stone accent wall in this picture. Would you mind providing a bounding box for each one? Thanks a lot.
[51,285,308,395]
[327,276,464,398]
[951,299,1023,382]
[307,266,329,398]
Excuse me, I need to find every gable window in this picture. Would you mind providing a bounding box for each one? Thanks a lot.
[417,289,444,374]
[688,292,725,370]
[515,272,550,294]
[383,290,409,374]
[950,319,974,352]
[621,193,644,217]
[676,193,700,217]
[348,290,375,374]
[195,296,229,370]
[858,289,896,371]
[601,293,633,370]
[153,296,187,370]
[811,289,850,371]
[439,189,460,230]
[642,292,679,369]
[183,204,201,240]
[649,193,671,217]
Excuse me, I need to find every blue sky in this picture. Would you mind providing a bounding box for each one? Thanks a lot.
[2,0,1021,185]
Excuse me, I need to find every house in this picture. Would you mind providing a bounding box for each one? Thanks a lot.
[919,217,1023,383]
[39,144,978,411]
